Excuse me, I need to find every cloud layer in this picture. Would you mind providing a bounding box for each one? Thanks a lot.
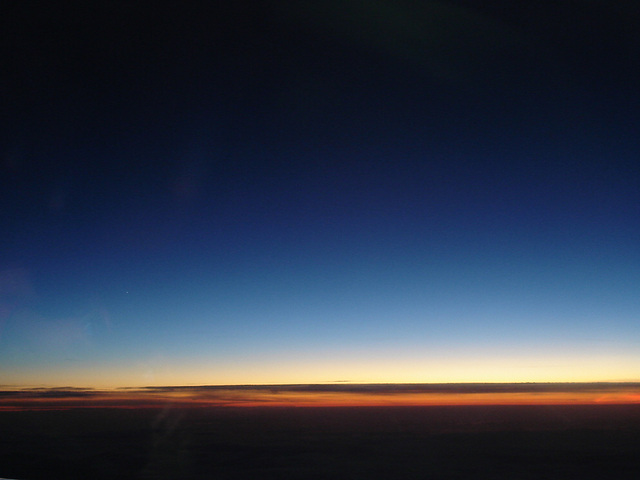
[2,382,640,411]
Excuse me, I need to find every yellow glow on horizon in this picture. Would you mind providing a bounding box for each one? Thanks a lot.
[3,350,639,389]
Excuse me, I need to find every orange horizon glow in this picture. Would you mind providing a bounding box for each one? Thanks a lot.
[3,383,640,411]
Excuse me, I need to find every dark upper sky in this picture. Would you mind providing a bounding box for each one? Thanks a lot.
[1,1,639,387]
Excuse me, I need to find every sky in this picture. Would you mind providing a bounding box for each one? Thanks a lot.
[1,1,639,390]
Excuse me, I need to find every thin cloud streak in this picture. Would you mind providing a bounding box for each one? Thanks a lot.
[3,383,640,411]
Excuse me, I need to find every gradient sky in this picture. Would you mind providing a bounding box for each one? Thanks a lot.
[1,1,639,389]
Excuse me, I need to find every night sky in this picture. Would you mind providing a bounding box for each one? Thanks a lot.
[2,1,639,389]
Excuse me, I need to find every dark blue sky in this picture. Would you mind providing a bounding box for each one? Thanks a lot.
[1,1,639,387]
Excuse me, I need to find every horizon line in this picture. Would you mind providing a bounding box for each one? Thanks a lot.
[4,380,640,391]
[2,381,640,411]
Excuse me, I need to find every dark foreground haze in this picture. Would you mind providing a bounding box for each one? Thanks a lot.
[2,404,640,479]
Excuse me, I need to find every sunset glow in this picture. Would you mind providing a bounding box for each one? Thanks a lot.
[3,383,640,411]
